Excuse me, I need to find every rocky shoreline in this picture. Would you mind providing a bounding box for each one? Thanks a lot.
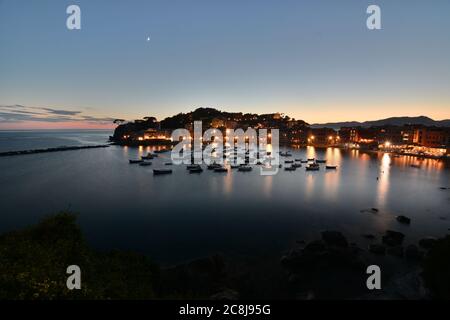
[162,229,449,300]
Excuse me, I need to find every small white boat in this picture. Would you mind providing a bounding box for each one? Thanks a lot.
[306,163,320,171]
[189,167,203,173]
[280,152,292,157]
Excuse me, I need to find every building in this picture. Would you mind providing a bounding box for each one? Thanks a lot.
[143,128,172,142]
[339,127,359,143]
[211,118,225,128]
[308,128,339,147]
[413,127,449,148]
[289,127,309,145]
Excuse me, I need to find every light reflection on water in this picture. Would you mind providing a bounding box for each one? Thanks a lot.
[376,153,391,207]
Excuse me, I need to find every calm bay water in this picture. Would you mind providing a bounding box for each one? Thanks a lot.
[0,130,449,264]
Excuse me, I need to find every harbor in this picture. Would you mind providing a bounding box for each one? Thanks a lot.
[1,130,449,300]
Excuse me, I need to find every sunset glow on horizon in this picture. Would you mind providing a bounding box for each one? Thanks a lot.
[1,0,450,129]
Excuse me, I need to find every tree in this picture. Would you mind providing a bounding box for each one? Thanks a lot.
[143,116,157,123]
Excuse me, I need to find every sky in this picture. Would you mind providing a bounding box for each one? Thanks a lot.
[0,0,450,129]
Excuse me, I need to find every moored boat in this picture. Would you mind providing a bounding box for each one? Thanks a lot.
[207,163,222,170]
[153,169,173,175]
[141,154,154,160]
[285,166,296,171]
[189,167,203,173]
[238,166,252,172]
[280,152,292,157]
[214,167,228,173]
[326,165,338,169]
[154,149,170,154]
[129,159,144,164]
[139,161,152,166]
[306,164,320,171]
[316,159,327,164]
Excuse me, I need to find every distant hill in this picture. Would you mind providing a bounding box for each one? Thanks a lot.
[311,116,450,130]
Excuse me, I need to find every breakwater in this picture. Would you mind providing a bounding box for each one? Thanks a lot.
[0,145,110,157]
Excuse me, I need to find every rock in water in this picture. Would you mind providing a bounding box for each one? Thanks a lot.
[303,240,327,254]
[396,215,411,225]
[405,244,422,261]
[321,231,349,248]
[419,237,438,249]
[369,244,386,255]
[382,230,405,246]
[387,246,404,257]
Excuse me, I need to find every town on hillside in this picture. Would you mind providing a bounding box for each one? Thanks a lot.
[110,108,450,158]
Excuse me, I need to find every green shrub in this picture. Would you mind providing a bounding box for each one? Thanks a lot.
[0,212,158,300]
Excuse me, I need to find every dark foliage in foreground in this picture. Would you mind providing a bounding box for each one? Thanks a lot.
[0,213,158,300]
[423,235,450,299]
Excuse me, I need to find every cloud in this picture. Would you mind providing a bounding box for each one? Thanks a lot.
[0,112,37,122]
[80,115,116,122]
[41,108,82,116]
[0,104,115,124]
